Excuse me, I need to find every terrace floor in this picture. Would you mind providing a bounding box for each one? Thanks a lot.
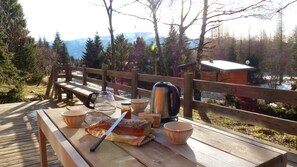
[0,99,81,167]
[0,98,296,167]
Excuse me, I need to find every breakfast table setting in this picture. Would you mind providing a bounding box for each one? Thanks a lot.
[37,82,287,167]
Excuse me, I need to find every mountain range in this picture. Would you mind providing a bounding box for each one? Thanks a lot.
[62,32,197,59]
[63,32,157,59]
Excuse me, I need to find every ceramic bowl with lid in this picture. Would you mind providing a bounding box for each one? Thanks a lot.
[61,110,87,128]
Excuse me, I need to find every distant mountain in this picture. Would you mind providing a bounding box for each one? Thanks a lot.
[60,32,196,59]
[62,32,157,59]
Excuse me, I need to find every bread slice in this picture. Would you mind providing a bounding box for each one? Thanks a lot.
[86,118,151,137]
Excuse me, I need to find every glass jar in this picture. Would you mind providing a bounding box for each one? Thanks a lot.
[94,91,116,115]
[121,101,131,119]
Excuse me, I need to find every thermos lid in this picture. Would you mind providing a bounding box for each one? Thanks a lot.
[154,81,170,87]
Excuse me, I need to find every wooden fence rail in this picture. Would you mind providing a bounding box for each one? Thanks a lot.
[46,65,297,137]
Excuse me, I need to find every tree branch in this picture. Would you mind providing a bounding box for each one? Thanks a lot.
[207,0,267,20]
[277,0,297,12]
[112,9,153,23]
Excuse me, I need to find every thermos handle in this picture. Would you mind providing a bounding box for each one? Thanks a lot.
[84,92,97,109]
[168,84,181,116]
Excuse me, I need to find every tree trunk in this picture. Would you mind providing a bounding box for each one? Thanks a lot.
[194,0,208,100]
[152,11,164,75]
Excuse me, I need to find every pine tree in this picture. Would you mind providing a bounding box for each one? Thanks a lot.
[228,37,237,62]
[52,32,70,65]
[289,27,297,76]
[128,37,153,73]
[60,43,70,64]
[106,34,132,71]
[163,25,178,76]
[0,28,19,84]
[0,0,40,82]
[37,37,50,48]
[82,33,104,68]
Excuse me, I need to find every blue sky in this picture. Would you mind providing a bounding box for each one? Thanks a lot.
[19,0,297,41]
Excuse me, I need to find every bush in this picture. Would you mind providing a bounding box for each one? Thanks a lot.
[0,83,24,103]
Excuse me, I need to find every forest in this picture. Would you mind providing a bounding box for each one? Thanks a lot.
[1,0,297,103]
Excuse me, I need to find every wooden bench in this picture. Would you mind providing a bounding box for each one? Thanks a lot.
[55,81,129,105]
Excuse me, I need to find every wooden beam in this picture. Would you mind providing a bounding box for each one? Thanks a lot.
[183,72,193,118]
[193,101,297,136]
[193,80,297,105]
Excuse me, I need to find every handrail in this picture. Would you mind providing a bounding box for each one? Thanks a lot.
[47,65,297,136]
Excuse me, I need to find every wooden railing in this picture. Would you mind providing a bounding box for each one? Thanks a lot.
[46,64,297,137]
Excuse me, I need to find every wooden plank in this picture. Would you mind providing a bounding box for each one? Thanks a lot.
[179,117,287,167]
[193,79,297,105]
[138,73,184,89]
[37,109,90,167]
[107,70,132,79]
[86,77,102,85]
[183,72,193,118]
[137,88,151,98]
[71,66,83,71]
[85,67,103,75]
[193,101,297,136]
[57,74,65,78]
[56,82,101,99]
[72,75,83,81]
[107,82,131,92]
[154,132,255,167]
[44,109,145,167]
[115,141,200,167]
[131,68,138,98]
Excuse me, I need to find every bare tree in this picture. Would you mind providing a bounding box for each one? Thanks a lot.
[112,0,165,75]
[193,0,273,99]
[168,0,202,76]
[102,0,116,70]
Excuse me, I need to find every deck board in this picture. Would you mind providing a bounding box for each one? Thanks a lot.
[0,99,79,167]
[0,99,296,167]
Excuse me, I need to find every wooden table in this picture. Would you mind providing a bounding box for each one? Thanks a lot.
[37,106,287,167]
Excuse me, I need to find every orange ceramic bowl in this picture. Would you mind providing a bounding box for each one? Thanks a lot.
[163,122,193,144]
[61,110,87,128]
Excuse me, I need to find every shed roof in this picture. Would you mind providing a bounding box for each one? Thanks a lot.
[178,60,254,72]
[202,60,254,71]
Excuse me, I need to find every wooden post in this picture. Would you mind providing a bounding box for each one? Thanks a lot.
[45,65,56,99]
[102,67,107,91]
[52,65,58,99]
[65,64,73,99]
[183,72,193,118]
[82,65,87,85]
[65,64,72,82]
[131,66,138,99]
[38,127,48,167]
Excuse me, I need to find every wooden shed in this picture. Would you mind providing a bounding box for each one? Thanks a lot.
[178,60,254,85]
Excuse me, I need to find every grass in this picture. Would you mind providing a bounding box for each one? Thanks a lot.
[191,110,297,150]
[0,77,48,103]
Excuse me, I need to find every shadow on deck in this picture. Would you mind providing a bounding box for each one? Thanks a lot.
[0,99,81,167]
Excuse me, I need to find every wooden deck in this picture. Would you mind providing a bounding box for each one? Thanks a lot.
[0,99,80,167]
[0,99,296,167]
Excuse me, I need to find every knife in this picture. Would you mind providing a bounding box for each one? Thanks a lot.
[90,111,127,152]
